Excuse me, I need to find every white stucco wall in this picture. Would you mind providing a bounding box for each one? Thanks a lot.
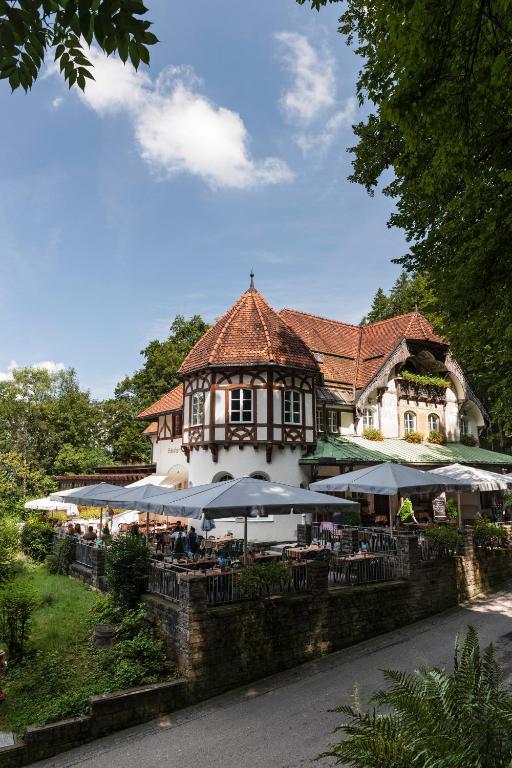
[188,445,309,487]
[152,436,188,476]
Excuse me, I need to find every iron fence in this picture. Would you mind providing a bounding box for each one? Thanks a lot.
[147,562,186,603]
[206,563,310,606]
[328,552,403,586]
[417,533,463,561]
[74,542,94,568]
[357,527,398,555]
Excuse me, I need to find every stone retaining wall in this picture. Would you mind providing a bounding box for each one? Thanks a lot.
[0,680,188,768]
[144,532,512,699]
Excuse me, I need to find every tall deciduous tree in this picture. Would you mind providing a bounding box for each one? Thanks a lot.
[299,0,512,435]
[0,0,157,92]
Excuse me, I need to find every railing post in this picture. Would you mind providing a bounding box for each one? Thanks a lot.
[462,528,474,557]
[396,534,419,579]
[307,560,329,595]
[340,527,358,555]
[91,547,106,591]
[176,574,208,680]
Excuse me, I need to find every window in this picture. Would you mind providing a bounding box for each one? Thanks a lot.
[191,393,204,426]
[363,407,375,429]
[428,413,440,432]
[230,388,253,423]
[404,411,416,434]
[460,415,469,437]
[284,390,301,424]
[173,411,183,437]
[213,472,233,483]
[327,410,339,433]
[250,472,269,481]
[316,409,325,432]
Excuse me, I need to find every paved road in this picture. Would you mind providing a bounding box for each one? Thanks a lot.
[33,589,512,768]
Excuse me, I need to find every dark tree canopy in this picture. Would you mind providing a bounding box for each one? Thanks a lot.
[299,0,512,436]
[0,0,157,91]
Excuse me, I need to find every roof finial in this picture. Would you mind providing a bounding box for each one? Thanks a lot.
[414,303,419,313]
[249,269,255,291]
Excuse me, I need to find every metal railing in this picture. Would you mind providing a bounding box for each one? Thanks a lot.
[417,533,462,561]
[328,552,403,586]
[357,527,398,555]
[74,542,94,568]
[206,563,310,606]
[147,561,187,603]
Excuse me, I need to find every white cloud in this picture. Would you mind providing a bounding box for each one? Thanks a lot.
[55,49,292,190]
[52,97,63,109]
[0,360,65,381]
[275,32,336,122]
[296,98,356,154]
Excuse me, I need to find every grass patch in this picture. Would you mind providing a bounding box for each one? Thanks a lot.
[0,564,107,734]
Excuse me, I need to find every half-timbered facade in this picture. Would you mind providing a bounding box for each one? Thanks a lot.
[137,278,512,497]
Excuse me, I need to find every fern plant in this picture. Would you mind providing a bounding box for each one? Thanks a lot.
[320,627,512,768]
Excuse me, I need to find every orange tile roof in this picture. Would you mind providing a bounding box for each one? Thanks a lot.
[179,289,319,374]
[137,384,183,420]
[280,309,445,392]
[139,302,446,419]
[142,421,158,435]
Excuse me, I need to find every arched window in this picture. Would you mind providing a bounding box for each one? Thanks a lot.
[404,411,416,434]
[284,390,301,424]
[229,388,253,423]
[250,472,269,481]
[191,392,205,426]
[428,413,440,432]
[460,415,469,437]
[212,472,234,483]
[363,407,375,429]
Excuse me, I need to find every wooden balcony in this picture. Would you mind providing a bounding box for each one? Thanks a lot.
[395,377,447,405]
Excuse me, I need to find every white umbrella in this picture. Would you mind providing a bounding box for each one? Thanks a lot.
[24,497,80,517]
[430,463,512,491]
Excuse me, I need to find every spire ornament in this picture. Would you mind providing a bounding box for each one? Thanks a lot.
[249,269,255,291]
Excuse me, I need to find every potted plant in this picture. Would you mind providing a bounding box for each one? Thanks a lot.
[362,427,384,441]
[427,429,446,445]
[404,431,423,444]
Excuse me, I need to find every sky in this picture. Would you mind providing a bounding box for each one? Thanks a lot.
[0,0,406,398]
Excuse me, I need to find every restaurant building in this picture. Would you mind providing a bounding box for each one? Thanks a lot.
[137,276,512,533]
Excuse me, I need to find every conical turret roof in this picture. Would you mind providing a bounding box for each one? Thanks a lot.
[179,286,319,374]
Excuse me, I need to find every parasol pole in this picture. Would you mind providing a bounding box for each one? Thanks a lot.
[99,506,103,537]
[243,516,248,565]
[146,510,150,543]
[457,490,462,529]
[389,496,394,537]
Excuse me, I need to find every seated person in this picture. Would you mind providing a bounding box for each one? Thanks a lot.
[83,525,97,542]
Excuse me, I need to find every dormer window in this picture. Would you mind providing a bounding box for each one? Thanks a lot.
[316,409,325,432]
[327,410,339,433]
[284,390,301,424]
[191,393,205,426]
[230,388,253,423]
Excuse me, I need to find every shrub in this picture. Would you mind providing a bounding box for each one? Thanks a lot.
[20,518,54,562]
[320,627,512,768]
[0,516,20,582]
[446,497,459,520]
[362,427,384,441]
[473,518,508,548]
[97,605,172,690]
[461,434,478,447]
[404,431,423,443]
[344,508,362,527]
[0,582,37,661]
[237,562,291,599]
[425,526,462,548]
[427,429,446,445]
[105,532,149,608]
[399,498,414,522]
[47,537,75,576]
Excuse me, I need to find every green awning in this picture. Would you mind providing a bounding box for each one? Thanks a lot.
[300,435,512,468]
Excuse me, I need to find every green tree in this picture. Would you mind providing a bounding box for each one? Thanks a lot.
[300,0,512,436]
[116,314,209,407]
[0,0,157,92]
[100,398,150,464]
[53,443,113,475]
[321,627,512,768]
[360,287,390,325]
[0,451,55,518]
